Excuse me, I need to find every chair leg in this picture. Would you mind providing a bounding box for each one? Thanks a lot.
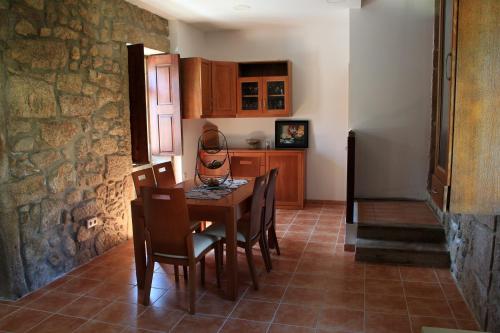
[200,257,206,287]
[270,225,280,256]
[188,262,197,314]
[245,245,259,290]
[214,242,222,288]
[174,265,180,283]
[183,266,188,281]
[259,235,272,272]
[142,260,155,306]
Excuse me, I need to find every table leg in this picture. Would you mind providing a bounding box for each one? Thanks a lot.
[131,203,146,289]
[225,207,238,301]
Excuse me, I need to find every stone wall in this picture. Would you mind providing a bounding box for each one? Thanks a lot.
[0,0,169,299]
[430,200,500,332]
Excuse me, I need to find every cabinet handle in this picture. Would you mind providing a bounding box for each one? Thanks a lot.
[445,53,452,81]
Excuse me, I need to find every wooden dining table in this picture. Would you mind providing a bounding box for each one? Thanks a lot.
[130,178,254,301]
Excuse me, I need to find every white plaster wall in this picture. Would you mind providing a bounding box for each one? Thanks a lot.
[349,0,434,199]
[171,14,350,201]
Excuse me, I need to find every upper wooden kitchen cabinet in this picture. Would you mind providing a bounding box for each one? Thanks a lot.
[237,61,292,117]
[429,0,499,214]
[180,57,212,118]
[211,61,237,117]
[181,58,237,118]
[181,59,292,119]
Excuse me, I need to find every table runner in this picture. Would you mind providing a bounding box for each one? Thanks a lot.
[185,179,249,200]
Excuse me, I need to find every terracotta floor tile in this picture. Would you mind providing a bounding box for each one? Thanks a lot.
[282,287,324,307]
[403,282,445,299]
[0,308,50,332]
[406,297,453,318]
[365,294,407,314]
[269,259,298,273]
[59,296,111,319]
[323,290,364,311]
[457,319,480,330]
[365,265,401,280]
[94,302,146,325]
[440,283,462,300]
[195,294,236,316]
[220,319,269,333]
[268,324,316,333]
[133,306,184,331]
[171,315,225,333]
[10,289,48,306]
[289,273,328,289]
[152,290,190,311]
[245,284,286,302]
[435,268,455,284]
[365,279,404,296]
[79,265,118,281]
[365,312,411,333]
[317,307,364,333]
[26,314,86,333]
[43,276,74,290]
[273,303,319,327]
[326,277,364,293]
[400,267,438,283]
[410,316,457,332]
[24,291,77,312]
[86,282,135,300]
[119,286,166,304]
[231,299,278,322]
[449,300,476,320]
[56,277,102,295]
[260,271,293,285]
[106,269,138,285]
[74,320,124,333]
[0,304,19,320]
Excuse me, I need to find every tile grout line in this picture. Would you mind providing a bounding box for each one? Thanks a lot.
[264,208,306,333]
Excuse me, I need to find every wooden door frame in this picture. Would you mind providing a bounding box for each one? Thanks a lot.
[431,0,459,187]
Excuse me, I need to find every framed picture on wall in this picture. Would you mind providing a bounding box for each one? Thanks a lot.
[275,120,309,149]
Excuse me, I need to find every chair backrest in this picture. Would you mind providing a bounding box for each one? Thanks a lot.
[132,168,156,197]
[153,161,176,188]
[264,168,279,225]
[247,174,268,241]
[141,187,192,258]
[231,156,261,177]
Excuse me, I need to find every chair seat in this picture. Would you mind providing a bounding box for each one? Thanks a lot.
[203,215,251,243]
[155,233,219,259]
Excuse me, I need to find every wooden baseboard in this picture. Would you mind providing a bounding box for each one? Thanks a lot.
[305,199,346,206]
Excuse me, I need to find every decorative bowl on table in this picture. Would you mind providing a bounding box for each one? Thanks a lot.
[246,138,261,149]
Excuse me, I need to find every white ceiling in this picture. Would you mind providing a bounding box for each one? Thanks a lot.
[126,0,362,31]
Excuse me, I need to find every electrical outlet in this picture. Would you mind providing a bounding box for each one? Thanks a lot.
[86,217,99,229]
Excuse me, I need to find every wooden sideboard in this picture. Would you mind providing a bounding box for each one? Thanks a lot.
[199,149,306,209]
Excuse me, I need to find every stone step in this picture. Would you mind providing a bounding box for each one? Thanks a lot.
[355,238,450,267]
[357,223,446,243]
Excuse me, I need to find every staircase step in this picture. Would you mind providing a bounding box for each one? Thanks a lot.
[355,238,450,267]
[357,223,446,243]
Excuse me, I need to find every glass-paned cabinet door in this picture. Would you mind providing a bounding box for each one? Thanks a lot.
[238,78,261,115]
[264,77,289,115]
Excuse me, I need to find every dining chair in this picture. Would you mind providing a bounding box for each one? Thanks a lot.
[203,175,270,290]
[131,168,156,197]
[230,156,261,177]
[132,167,195,282]
[141,187,222,314]
[262,168,280,271]
[152,161,176,188]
